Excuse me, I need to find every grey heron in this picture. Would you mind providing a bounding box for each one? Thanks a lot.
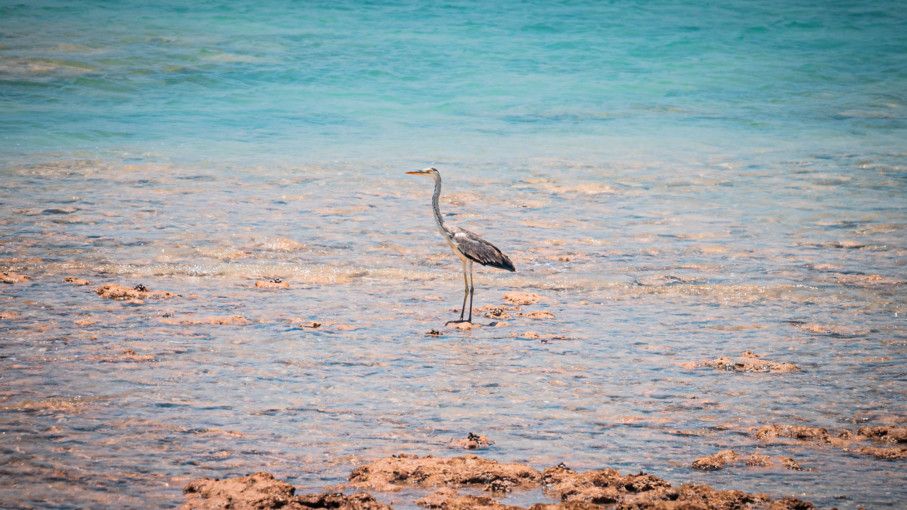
[406,167,515,324]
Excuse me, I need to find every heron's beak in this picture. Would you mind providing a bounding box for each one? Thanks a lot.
[406,170,429,175]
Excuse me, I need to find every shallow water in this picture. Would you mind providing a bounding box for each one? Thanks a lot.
[1,1,906,509]
[1,156,905,508]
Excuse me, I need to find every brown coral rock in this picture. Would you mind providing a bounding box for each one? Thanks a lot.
[343,456,814,509]
[503,292,542,305]
[1,272,30,284]
[769,497,816,510]
[417,488,521,510]
[754,424,830,443]
[670,484,773,509]
[693,451,804,472]
[96,283,176,302]
[743,453,773,467]
[482,307,511,319]
[541,464,671,505]
[692,351,799,373]
[449,433,493,450]
[349,454,541,492]
[779,457,803,471]
[162,315,250,326]
[182,472,390,510]
[857,446,906,460]
[539,462,808,509]
[857,426,907,444]
[755,422,906,460]
[520,311,555,320]
[692,450,739,471]
[182,472,296,509]
[255,278,290,289]
[295,492,391,510]
[527,504,601,510]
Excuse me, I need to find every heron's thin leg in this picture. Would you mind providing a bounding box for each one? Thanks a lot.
[467,262,474,323]
[459,261,469,320]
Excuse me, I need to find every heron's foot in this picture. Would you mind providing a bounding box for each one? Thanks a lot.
[445,319,472,326]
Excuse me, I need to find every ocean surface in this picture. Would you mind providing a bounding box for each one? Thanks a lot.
[2,0,906,166]
[1,1,906,509]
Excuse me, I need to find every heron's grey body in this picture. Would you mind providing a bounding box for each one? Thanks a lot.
[409,167,515,323]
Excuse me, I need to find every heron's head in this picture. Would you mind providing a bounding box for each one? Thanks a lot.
[405,167,439,177]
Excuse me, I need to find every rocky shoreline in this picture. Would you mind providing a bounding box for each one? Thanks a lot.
[181,454,815,510]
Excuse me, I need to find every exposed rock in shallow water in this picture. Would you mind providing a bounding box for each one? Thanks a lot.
[692,450,804,471]
[512,331,568,342]
[417,488,520,510]
[503,292,542,305]
[294,492,390,510]
[755,423,907,460]
[182,472,390,510]
[538,462,812,509]
[480,306,511,320]
[345,456,813,509]
[683,351,799,373]
[448,433,493,450]
[788,321,870,337]
[161,315,250,326]
[857,425,907,444]
[754,424,832,443]
[1,271,30,284]
[349,454,541,492]
[858,446,907,460]
[779,457,804,471]
[692,450,739,471]
[519,310,555,320]
[541,463,670,504]
[96,283,176,303]
[64,276,91,285]
[255,278,290,289]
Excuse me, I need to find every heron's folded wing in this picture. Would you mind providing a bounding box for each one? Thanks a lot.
[451,228,515,271]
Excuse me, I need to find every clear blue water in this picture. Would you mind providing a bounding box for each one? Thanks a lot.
[2,0,906,166]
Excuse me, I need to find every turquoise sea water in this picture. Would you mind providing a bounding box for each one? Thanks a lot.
[2,0,906,166]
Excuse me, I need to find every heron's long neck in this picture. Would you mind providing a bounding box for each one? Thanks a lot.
[431,174,449,235]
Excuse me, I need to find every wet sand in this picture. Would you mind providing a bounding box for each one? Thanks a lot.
[0,158,905,508]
